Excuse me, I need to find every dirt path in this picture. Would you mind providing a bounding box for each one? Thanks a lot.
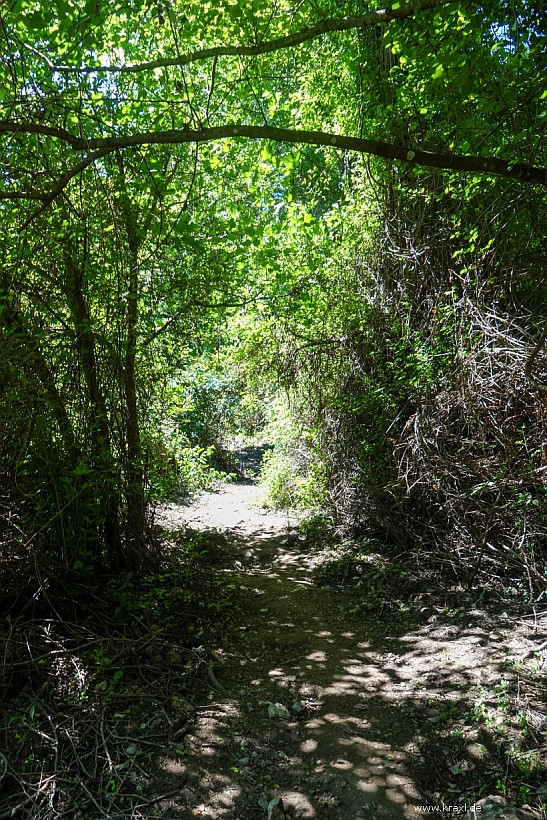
[155,483,546,820]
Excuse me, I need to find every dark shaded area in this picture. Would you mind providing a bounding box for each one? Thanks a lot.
[231,442,274,483]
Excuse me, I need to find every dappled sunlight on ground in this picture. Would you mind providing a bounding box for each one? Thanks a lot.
[145,484,547,818]
[2,472,544,820]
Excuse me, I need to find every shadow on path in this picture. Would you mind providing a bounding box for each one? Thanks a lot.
[151,485,541,820]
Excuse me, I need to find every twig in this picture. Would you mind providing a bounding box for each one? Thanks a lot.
[207,661,227,695]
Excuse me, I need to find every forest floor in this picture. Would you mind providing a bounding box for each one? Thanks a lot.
[2,447,547,820]
[149,448,547,820]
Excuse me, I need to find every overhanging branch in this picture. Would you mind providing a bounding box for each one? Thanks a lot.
[26,0,461,75]
[18,147,115,229]
[143,294,258,345]
[2,121,546,228]
[1,122,545,194]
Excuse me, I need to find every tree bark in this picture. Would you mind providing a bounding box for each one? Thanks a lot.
[64,252,123,566]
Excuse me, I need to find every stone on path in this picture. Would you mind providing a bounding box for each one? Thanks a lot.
[463,796,534,819]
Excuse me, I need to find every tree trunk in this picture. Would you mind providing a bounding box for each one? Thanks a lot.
[6,303,79,459]
[116,155,146,572]
[123,254,145,572]
[64,253,123,567]
[1,299,92,564]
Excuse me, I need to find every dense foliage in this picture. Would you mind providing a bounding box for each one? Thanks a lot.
[1,0,546,592]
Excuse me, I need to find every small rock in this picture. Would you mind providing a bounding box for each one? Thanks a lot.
[125,745,138,757]
[489,632,503,642]
[466,742,488,759]
[463,796,534,819]
[267,702,291,720]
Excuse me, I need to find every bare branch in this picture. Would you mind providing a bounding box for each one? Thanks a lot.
[143,295,257,346]
[525,316,547,387]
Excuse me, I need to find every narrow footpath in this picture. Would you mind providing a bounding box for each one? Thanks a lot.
[154,472,543,820]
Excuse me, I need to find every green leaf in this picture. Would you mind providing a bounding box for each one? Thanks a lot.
[73,461,92,475]
[22,11,48,28]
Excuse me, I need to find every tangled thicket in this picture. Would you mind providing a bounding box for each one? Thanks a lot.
[380,191,543,593]
[367,308,547,592]
[260,177,547,594]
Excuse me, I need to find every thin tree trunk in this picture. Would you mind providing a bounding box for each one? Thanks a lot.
[2,300,92,562]
[115,155,146,572]
[124,225,145,570]
[64,253,123,566]
[123,252,145,571]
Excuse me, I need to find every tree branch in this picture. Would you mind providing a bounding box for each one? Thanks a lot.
[143,295,257,346]
[525,316,547,387]
[27,0,461,75]
[19,147,114,229]
[1,122,545,194]
[0,121,83,147]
